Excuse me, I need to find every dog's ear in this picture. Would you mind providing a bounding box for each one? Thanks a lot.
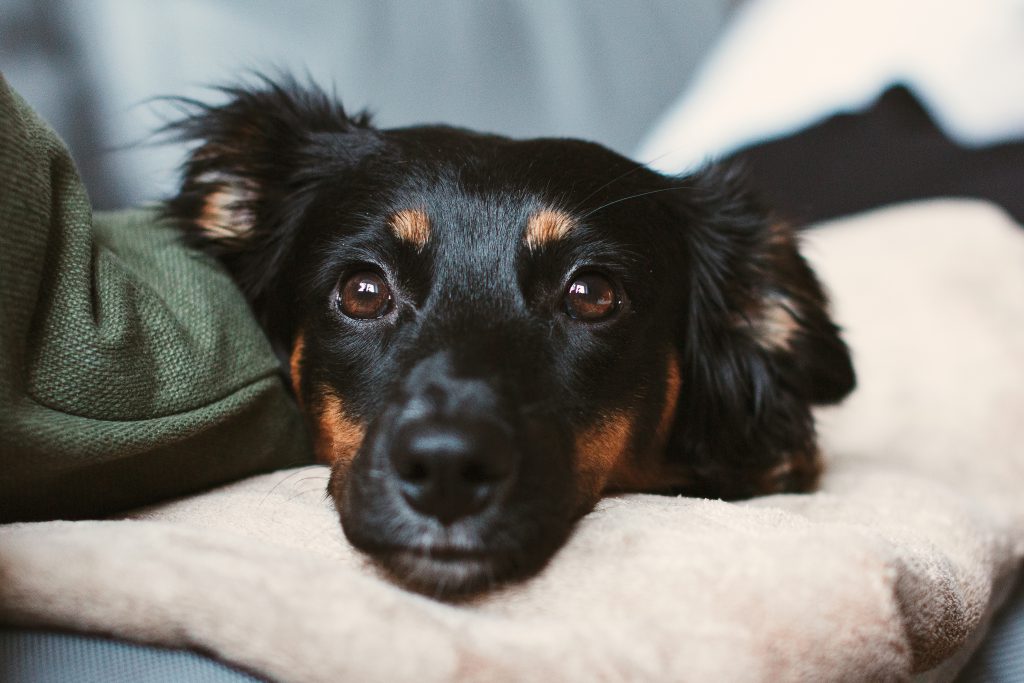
[163,76,382,329]
[665,165,855,498]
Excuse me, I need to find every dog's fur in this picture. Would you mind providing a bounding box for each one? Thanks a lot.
[165,76,855,597]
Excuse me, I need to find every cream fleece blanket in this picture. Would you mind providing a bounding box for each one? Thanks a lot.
[2,200,1023,682]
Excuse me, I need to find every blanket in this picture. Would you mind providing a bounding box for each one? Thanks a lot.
[2,199,1023,682]
[0,74,311,522]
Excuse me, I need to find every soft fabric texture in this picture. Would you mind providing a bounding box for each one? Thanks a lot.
[1,199,1021,681]
[723,85,1024,226]
[637,0,1024,171]
[0,74,311,521]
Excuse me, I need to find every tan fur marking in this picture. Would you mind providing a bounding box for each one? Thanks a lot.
[654,353,681,448]
[753,294,800,352]
[195,175,257,241]
[767,221,793,248]
[574,411,635,505]
[605,354,690,493]
[315,390,365,466]
[524,209,576,250]
[289,332,305,402]
[390,208,431,249]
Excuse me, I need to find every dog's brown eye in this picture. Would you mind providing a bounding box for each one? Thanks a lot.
[564,273,618,321]
[338,271,392,319]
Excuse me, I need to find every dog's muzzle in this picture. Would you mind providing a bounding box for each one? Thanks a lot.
[335,349,573,596]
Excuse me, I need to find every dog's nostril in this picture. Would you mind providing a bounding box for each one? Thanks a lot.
[461,461,489,484]
[396,459,429,483]
[390,422,515,524]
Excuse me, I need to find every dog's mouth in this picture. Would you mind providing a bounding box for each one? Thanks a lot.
[374,543,500,597]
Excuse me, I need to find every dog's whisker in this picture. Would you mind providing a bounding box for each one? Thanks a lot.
[580,184,692,221]
[432,573,447,601]
[282,486,334,504]
[258,466,328,509]
[569,147,681,216]
[290,475,331,486]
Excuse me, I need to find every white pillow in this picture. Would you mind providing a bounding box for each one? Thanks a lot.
[637,0,1024,174]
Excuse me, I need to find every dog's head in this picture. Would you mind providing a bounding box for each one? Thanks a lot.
[166,78,854,597]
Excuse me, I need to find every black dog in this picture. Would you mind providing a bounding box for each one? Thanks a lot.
[166,77,855,597]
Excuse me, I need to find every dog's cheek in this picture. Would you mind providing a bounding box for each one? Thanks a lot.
[654,352,682,454]
[327,458,349,508]
[311,387,366,467]
[572,411,636,512]
[603,352,690,492]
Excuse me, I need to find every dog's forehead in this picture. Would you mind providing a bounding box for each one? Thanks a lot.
[377,130,648,254]
[387,183,540,307]
[405,182,540,254]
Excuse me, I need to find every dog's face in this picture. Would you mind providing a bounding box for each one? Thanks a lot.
[167,79,854,597]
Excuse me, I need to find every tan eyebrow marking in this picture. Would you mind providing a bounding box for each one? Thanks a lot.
[390,208,431,249]
[524,209,576,250]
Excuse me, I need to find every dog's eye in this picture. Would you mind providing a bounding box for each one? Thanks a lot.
[337,271,393,319]
[564,272,618,321]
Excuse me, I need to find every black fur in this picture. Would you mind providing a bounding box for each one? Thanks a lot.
[165,76,855,598]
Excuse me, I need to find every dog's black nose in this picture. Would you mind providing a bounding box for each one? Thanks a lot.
[391,422,515,524]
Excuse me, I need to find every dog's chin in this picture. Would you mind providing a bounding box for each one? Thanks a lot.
[376,547,499,599]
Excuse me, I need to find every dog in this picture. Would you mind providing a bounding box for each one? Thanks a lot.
[165,76,855,597]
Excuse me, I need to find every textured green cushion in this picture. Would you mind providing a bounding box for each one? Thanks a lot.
[0,75,312,522]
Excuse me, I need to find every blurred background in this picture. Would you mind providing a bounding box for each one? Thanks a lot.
[0,0,732,209]
[3,0,1021,223]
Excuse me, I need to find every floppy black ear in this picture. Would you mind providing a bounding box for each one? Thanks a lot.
[666,165,855,498]
[163,76,381,337]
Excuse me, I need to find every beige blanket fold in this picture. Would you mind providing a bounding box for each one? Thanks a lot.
[2,199,1023,682]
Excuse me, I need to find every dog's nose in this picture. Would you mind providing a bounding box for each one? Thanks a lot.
[390,422,515,524]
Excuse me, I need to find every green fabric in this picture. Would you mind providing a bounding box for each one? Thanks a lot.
[0,74,312,522]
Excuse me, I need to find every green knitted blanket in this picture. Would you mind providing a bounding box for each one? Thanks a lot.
[0,74,312,522]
